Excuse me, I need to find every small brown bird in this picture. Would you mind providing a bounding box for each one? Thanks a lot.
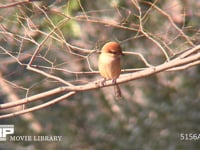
[98,42,124,98]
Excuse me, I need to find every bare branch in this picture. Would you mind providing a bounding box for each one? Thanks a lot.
[143,1,195,47]
[0,86,69,109]
[0,0,29,8]
[0,92,76,119]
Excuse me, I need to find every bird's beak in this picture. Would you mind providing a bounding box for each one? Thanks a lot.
[121,52,125,56]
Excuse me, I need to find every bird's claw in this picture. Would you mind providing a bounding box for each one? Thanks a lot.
[112,78,117,84]
[100,78,107,86]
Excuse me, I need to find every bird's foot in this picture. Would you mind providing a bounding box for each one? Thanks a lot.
[112,78,117,84]
[100,78,107,86]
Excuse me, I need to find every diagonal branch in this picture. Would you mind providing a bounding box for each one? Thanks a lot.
[0,86,69,109]
[1,45,199,118]
[0,92,76,119]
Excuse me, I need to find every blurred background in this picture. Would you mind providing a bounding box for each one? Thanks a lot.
[0,0,200,149]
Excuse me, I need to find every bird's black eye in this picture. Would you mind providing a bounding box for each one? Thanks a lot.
[109,51,117,54]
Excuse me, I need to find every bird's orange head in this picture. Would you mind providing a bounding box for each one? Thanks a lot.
[101,42,124,56]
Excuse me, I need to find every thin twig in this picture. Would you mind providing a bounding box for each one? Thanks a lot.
[143,1,194,47]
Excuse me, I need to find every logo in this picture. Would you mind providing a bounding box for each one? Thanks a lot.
[0,125,14,141]
[0,125,62,142]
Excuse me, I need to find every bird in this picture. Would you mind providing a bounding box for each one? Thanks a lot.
[98,41,124,98]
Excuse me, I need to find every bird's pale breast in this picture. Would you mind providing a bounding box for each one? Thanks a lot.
[98,53,121,79]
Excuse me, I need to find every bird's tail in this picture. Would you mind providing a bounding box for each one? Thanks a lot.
[114,83,122,98]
